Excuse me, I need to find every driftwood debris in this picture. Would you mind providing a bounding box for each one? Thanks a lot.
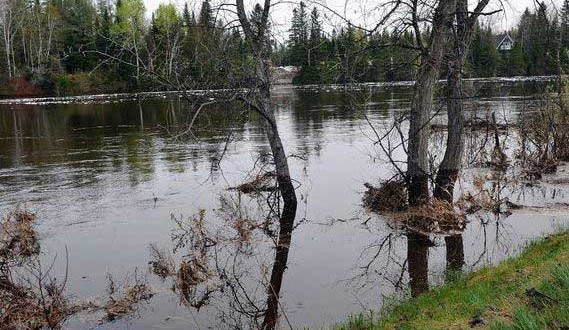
[228,172,277,194]
[363,180,408,212]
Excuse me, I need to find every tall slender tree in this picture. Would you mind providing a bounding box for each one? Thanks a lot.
[407,0,457,205]
[235,0,298,328]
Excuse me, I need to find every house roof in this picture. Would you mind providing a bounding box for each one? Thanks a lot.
[495,33,514,49]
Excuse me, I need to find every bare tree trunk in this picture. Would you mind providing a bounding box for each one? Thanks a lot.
[256,56,298,330]
[407,0,456,205]
[235,2,298,328]
[1,0,14,79]
[434,0,491,202]
[3,36,12,78]
[434,54,465,202]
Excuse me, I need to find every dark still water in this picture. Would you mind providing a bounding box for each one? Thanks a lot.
[1,78,568,329]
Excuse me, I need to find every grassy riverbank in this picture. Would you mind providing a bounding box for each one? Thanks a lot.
[339,230,569,330]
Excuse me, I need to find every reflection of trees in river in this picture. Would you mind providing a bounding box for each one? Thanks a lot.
[407,231,463,297]
[0,91,407,191]
[0,81,552,188]
[148,189,297,329]
[407,232,431,297]
[351,210,546,300]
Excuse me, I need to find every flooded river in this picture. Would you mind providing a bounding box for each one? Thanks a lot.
[0,78,568,329]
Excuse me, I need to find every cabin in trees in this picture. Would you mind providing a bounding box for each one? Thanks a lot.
[495,33,514,51]
[272,66,299,85]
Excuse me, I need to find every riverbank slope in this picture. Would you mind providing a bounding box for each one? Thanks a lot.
[339,230,569,330]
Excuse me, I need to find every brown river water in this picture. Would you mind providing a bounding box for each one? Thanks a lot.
[0,78,568,329]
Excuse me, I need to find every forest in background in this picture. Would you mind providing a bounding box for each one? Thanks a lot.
[1,0,569,96]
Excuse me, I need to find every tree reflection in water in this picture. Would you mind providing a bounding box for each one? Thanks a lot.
[407,231,465,297]
[148,187,297,329]
[352,212,531,303]
[407,231,430,297]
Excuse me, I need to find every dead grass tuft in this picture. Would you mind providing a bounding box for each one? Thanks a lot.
[0,274,70,329]
[431,119,511,132]
[400,199,466,235]
[150,210,220,310]
[175,259,216,310]
[228,171,277,194]
[0,210,40,260]
[0,210,72,329]
[148,244,175,279]
[221,195,263,246]
[457,174,520,216]
[363,180,408,213]
[103,272,153,321]
[523,157,559,180]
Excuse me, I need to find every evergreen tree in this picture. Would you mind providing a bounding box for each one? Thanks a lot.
[288,2,308,67]
[198,0,213,29]
[561,0,569,71]
[468,23,499,77]
[59,0,98,72]
[296,7,322,83]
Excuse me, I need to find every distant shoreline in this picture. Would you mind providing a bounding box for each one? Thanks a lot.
[0,75,560,105]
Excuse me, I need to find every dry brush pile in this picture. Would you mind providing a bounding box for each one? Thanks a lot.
[0,210,155,329]
[0,210,70,329]
[363,180,466,235]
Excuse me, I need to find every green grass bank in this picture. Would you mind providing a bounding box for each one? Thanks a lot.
[338,230,569,330]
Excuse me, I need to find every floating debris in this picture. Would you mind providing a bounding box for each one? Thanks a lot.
[228,172,277,194]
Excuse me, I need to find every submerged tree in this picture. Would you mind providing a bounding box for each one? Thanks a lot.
[235,1,298,327]
[407,0,457,205]
[434,0,494,203]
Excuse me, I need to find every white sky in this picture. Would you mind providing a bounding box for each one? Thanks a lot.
[143,0,562,40]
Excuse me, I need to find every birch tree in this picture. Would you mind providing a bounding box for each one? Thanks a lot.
[0,0,18,78]
[112,0,146,82]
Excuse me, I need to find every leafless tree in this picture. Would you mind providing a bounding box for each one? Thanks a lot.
[0,0,18,78]
[434,0,498,202]
[407,0,457,205]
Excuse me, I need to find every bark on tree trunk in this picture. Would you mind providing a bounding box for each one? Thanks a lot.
[434,0,491,202]
[434,56,465,202]
[256,57,298,330]
[234,2,299,325]
[407,0,456,206]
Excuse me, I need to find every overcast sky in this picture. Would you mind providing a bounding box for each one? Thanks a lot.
[143,0,562,40]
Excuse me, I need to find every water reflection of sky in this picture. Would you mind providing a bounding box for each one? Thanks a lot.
[0,79,568,328]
